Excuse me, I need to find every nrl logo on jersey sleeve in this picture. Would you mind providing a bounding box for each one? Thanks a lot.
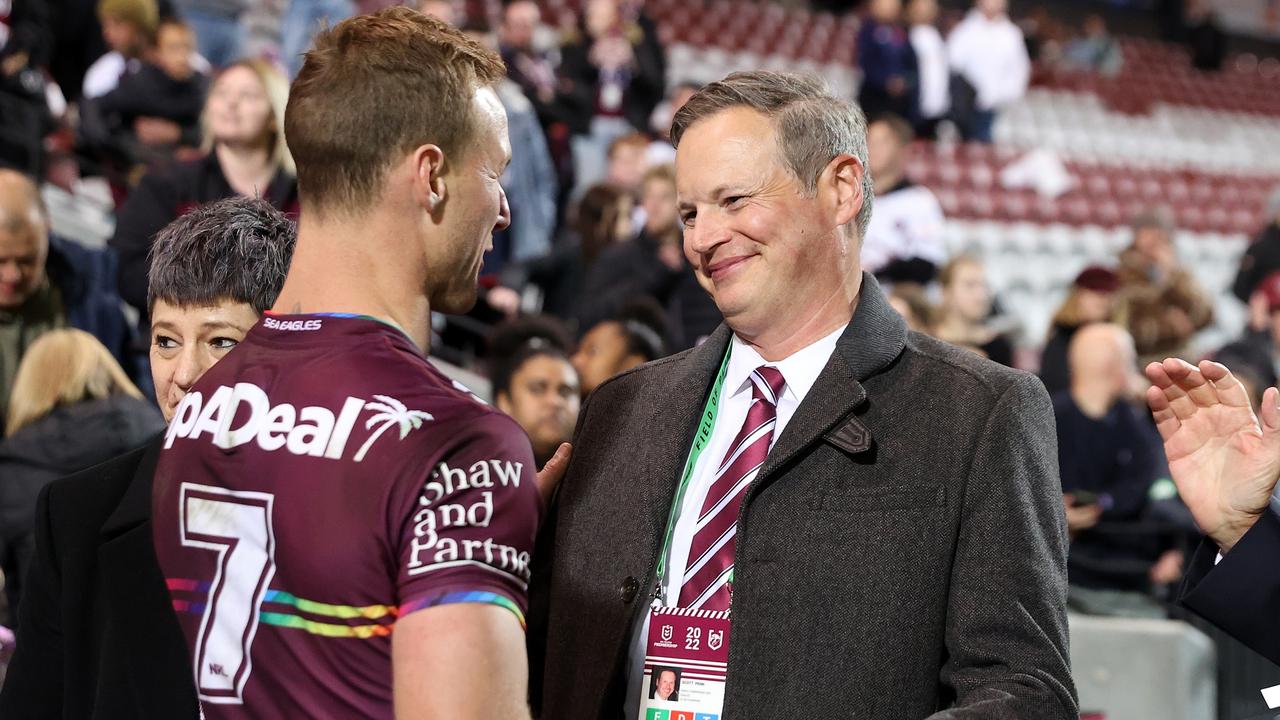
[164,383,432,462]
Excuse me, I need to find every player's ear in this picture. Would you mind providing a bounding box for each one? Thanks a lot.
[412,144,448,213]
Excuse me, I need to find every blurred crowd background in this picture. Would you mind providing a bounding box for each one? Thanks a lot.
[3,0,1280,716]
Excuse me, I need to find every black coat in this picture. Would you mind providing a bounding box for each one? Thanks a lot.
[577,231,722,350]
[0,440,200,719]
[556,12,666,135]
[1181,505,1280,666]
[80,62,209,167]
[108,153,299,318]
[0,395,163,620]
[1038,322,1078,397]
[1232,223,1280,304]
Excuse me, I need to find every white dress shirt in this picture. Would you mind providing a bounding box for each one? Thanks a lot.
[623,324,847,717]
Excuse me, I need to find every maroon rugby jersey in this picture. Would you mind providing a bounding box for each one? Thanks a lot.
[152,314,542,718]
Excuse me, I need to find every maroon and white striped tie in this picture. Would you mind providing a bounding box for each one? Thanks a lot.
[678,365,786,610]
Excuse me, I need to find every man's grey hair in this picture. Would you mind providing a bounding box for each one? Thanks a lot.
[148,196,296,313]
[670,70,874,239]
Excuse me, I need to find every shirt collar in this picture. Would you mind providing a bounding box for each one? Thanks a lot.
[725,323,848,405]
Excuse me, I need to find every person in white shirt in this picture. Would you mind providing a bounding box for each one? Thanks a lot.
[83,0,158,100]
[946,0,1029,142]
[906,0,949,137]
[862,113,946,284]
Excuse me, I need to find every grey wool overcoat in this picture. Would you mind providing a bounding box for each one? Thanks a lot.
[527,274,1079,719]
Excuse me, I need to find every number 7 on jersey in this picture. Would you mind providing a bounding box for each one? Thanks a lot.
[179,483,277,704]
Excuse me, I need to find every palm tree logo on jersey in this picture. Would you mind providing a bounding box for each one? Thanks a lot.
[354,395,434,462]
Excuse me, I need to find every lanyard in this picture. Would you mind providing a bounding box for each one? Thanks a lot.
[652,346,732,605]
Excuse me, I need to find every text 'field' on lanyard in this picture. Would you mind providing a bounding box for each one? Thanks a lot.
[653,346,732,607]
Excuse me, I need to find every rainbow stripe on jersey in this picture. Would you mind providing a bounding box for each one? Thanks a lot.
[167,579,523,638]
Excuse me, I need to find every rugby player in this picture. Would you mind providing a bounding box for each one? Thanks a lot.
[151,9,560,718]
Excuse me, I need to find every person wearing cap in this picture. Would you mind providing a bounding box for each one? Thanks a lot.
[1039,265,1122,396]
[1231,186,1280,304]
[1116,208,1214,363]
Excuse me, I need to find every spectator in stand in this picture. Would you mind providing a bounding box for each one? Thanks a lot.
[905,0,948,138]
[559,0,665,196]
[1039,265,1122,397]
[494,74,559,268]
[1018,6,1065,66]
[1230,186,1280,303]
[1185,0,1226,72]
[857,0,916,122]
[499,0,563,129]
[1214,270,1280,409]
[1055,323,1182,617]
[1,0,52,90]
[499,183,633,331]
[282,0,356,79]
[0,329,163,623]
[862,114,946,285]
[1063,14,1123,76]
[171,0,246,67]
[109,58,297,324]
[488,316,580,467]
[578,163,682,331]
[81,18,209,174]
[83,0,159,100]
[947,0,1029,142]
[1116,209,1213,363]
[0,170,133,429]
[606,132,649,188]
[572,299,667,397]
[0,0,54,175]
[932,254,1014,366]
[606,131,652,225]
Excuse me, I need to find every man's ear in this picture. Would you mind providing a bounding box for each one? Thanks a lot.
[821,153,865,229]
[412,144,448,214]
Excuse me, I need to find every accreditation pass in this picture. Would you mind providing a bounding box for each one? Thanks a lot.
[640,606,731,720]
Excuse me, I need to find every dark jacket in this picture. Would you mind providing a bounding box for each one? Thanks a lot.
[1232,222,1280,304]
[0,440,200,719]
[856,17,918,120]
[0,395,163,620]
[1213,328,1277,395]
[528,274,1077,719]
[1052,393,1169,593]
[577,231,722,349]
[80,62,209,167]
[1038,322,1078,397]
[108,153,299,317]
[557,12,666,135]
[1180,504,1280,666]
[45,234,135,373]
[501,239,592,334]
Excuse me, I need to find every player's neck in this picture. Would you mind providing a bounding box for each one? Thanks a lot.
[273,215,433,353]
